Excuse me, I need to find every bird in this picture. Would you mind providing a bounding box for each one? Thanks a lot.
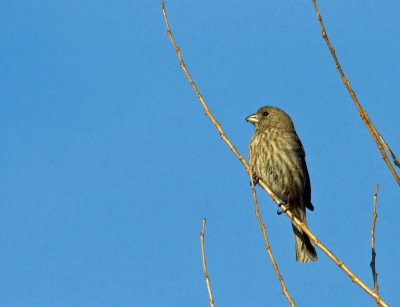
[246,106,317,262]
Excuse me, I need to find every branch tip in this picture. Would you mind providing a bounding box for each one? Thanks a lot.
[200,218,215,307]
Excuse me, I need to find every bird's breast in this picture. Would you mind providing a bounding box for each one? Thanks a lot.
[249,129,304,202]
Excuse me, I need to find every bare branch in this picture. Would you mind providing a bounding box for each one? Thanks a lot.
[370,185,380,305]
[200,219,215,307]
[161,1,389,306]
[367,117,400,168]
[250,171,295,306]
[161,2,248,168]
[267,185,389,307]
[310,0,400,185]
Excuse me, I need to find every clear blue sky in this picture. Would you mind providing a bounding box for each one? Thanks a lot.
[1,1,399,306]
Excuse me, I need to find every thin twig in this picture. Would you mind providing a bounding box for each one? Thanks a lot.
[370,185,380,305]
[311,0,400,185]
[200,219,215,307]
[161,1,248,168]
[367,115,400,168]
[250,172,295,306]
[161,2,389,306]
[260,176,389,307]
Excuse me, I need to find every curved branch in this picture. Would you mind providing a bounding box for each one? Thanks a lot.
[311,0,400,186]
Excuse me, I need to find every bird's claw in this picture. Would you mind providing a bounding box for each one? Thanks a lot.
[250,176,259,187]
[277,201,288,215]
[277,208,287,215]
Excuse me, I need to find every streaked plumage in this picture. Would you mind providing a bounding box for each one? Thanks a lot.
[246,106,317,262]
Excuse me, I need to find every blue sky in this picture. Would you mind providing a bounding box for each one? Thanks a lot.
[1,1,399,306]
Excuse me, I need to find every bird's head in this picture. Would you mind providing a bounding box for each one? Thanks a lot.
[246,106,295,132]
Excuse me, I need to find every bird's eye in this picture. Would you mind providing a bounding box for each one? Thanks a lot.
[263,111,269,116]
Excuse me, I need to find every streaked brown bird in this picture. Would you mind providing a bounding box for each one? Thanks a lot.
[246,106,317,262]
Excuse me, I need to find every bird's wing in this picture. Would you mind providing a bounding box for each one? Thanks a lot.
[286,134,312,208]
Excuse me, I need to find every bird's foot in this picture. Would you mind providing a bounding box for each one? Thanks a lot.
[277,201,288,215]
[250,176,259,187]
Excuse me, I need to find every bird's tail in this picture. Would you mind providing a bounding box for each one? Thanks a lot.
[291,206,317,262]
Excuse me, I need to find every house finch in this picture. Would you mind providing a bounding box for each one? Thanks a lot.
[246,106,317,262]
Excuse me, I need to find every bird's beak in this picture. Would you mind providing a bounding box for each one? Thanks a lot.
[246,114,258,124]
